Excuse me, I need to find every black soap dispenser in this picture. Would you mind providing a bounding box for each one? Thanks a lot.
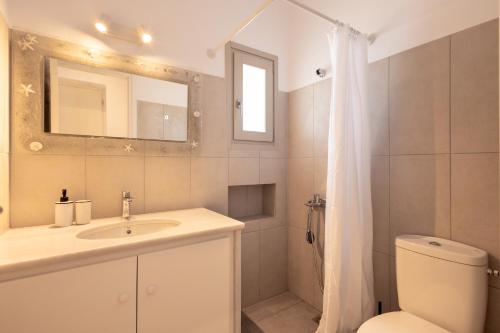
[55,189,74,227]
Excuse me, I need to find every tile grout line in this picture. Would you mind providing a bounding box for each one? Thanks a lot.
[449,36,453,241]
[387,56,393,310]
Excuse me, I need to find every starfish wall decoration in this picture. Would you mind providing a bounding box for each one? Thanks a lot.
[19,84,36,97]
[17,34,38,51]
[123,144,135,152]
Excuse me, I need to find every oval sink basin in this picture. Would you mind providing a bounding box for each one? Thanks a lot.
[77,219,180,240]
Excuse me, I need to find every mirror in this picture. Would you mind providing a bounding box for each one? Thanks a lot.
[44,58,189,142]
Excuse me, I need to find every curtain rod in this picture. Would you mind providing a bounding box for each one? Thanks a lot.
[206,0,376,58]
[285,0,376,44]
[206,0,274,58]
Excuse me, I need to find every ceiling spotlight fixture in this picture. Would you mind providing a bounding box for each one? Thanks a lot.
[94,21,108,34]
[140,32,153,44]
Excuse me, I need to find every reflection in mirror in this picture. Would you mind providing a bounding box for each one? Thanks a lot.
[44,58,189,142]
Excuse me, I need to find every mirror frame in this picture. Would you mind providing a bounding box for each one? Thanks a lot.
[42,57,194,143]
[11,30,202,155]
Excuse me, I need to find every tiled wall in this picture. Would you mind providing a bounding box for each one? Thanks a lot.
[287,20,500,331]
[236,89,289,308]
[0,12,8,234]
[9,32,289,306]
[368,19,500,331]
[287,78,330,312]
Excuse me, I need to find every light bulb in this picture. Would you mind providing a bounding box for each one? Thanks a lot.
[141,33,152,44]
[95,22,108,33]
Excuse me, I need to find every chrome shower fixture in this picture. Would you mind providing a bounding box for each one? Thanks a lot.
[305,194,326,208]
[305,194,326,293]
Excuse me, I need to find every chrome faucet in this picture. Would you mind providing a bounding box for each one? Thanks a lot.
[122,191,133,220]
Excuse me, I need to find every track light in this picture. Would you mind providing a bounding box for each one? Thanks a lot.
[94,21,108,34]
[94,16,153,45]
[140,32,153,44]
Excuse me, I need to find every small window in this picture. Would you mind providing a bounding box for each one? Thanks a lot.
[230,45,275,142]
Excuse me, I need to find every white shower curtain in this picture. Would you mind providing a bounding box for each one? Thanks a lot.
[316,25,375,333]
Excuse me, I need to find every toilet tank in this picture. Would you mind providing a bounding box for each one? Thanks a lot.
[396,235,488,333]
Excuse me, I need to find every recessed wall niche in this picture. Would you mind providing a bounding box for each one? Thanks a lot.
[228,184,276,221]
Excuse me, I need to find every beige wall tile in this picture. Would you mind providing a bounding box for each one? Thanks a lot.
[144,140,191,157]
[229,157,259,186]
[260,186,286,231]
[242,219,260,233]
[260,158,286,184]
[260,227,288,299]
[0,13,8,155]
[287,158,314,229]
[86,138,145,157]
[451,20,499,153]
[144,157,190,213]
[389,256,399,311]
[228,186,248,219]
[313,157,327,199]
[260,91,289,158]
[372,156,390,254]
[451,154,499,265]
[247,185,264,216]
[368,59,389,156]
[0,14,8,233]
[313,79,331,158]
[288,226,315,305]
[390,154,451,255]
[288,86,314,158]
[86,156,145,219]
[10,154,85,227]
[485,287,500,333]
[373,251,390,314]
[312,272,323,312]
[230,150,260,158]
[0,153,9,233]
[194,75,228,157]
[389,38,450,154]
[190,157,228,215]
[242,231,260,307]
[260,158,287,228]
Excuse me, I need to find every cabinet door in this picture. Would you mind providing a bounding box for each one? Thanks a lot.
[138,237,233,333]
[0,257,137,333]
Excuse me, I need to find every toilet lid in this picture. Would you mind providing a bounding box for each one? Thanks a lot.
[358,311,450,333]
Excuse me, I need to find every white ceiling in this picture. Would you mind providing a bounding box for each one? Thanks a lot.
[3,0,499,91]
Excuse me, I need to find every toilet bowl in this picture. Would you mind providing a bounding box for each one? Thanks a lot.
[358,311,448,333]
[359,235,488,333]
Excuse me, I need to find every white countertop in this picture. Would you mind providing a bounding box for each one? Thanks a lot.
[0,208,244,282]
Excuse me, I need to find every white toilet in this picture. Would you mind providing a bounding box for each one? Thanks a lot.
[359,235,488,333]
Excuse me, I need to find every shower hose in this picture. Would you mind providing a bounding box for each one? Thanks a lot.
[306,205,325,293]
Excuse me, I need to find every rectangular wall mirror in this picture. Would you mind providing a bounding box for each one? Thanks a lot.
[44,58,189,142]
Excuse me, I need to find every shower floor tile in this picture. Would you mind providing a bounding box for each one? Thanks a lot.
[243,292,321,333]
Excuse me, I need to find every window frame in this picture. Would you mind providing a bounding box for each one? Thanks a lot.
[226,42,277,143]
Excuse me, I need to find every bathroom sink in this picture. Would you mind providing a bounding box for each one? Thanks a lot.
[76,219,180,240]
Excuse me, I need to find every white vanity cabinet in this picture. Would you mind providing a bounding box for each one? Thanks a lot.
[0,234,239,333]
[138,236,233,333]
[0,257,137,333]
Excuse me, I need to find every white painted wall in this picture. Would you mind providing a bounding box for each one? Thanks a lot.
[284,0,499,91]
[0,0,7,23]
[3,0,499,91]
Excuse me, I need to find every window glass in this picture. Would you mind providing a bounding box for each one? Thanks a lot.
[242,64,266,133]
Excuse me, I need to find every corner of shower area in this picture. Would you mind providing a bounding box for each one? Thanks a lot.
[239,77,332,333]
